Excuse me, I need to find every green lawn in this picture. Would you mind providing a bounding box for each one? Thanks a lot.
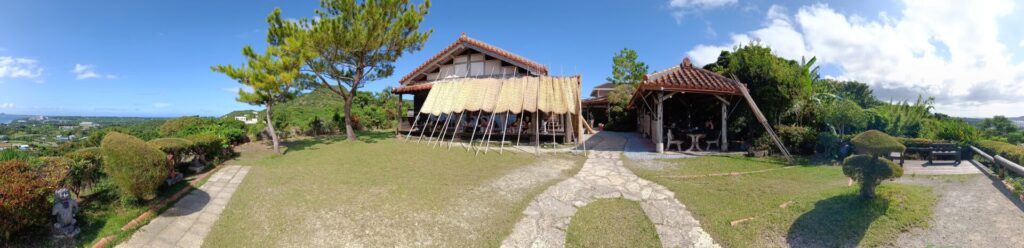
[204,134,583,247]
[565,198,661,248]
[628,156,936,247]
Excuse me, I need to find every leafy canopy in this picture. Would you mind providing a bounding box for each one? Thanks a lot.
[606,48,648,85]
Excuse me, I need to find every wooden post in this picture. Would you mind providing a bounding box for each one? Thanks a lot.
[655,93,664,153]
[416,114,433,144]
[731,76,794,163]
[721,99,728,152]
[426,113,442,143]
[466,111,482,151]
[434,112,453,148]
[478,111,498,155]
[447,112,465,150]
[534,111,540,154]
[404,112,422,142]
[500,111,511,154]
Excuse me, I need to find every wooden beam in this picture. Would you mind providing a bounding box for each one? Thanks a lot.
[730,76,794,163]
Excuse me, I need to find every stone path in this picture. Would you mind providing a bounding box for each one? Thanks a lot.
[118,165,252,248]
[502,132,718,248]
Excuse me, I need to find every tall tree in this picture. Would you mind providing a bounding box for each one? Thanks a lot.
[290,0,432,140]
[606,48,649,85]
[211,9,305,154]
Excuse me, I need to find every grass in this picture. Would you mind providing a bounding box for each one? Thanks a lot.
[565,198,661,248]
[204,133,583,247]
[628,156,937,247]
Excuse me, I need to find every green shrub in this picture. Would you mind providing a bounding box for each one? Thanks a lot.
[0,149,31,162]
[1008,132,1024,145]
[0,159,56,240]
[187,134,225,162]
[977,140,1024,166]
[815,131,846,160]
[774,124,817,155]
[844,130,905,199]
[100,132,167,201]
[922,118,979,144]
[159,116,214,137]
[65,147,104,194]
[148,138,194,165]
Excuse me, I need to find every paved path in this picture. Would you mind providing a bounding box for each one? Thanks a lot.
[900,159,982,175]
[118,165,252,248]
[502,132,717,248]
[895,165,1024,248]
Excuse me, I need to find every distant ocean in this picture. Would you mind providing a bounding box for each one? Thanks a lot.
[0,114,24,125]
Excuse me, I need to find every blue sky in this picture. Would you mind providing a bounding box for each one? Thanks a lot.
[1,0,1022,117]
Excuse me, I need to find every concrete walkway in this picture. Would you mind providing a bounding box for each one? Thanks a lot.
[118,165,252,248]
[502,132,717,248]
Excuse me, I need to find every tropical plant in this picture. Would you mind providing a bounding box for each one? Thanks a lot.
[0,159,54,240]
[819,99,867,135]
[843,130,905,199]
[64,147,104,195]
[871,96,934,137]
[100,132,167,202]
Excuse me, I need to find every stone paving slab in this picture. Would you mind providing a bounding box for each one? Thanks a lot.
[502,132,718,248]
[117,165,251,248]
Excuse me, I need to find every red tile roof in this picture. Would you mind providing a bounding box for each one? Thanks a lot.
[399,34,549,85]
[392,83,433,94]
[582,97,609,106]
[640,57,741,95]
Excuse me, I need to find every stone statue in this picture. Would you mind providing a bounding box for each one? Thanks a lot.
[52,188,80,238]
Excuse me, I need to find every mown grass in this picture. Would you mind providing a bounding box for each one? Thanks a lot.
[565,198,661,248]
[204,133,583,247]
[628,156,936,247]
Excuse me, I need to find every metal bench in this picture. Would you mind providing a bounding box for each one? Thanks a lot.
[927,143,961,165]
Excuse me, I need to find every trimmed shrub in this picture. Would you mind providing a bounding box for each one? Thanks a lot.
[977,140,1024,166]
[187,134,225,163]
[0,159,55,240]
[148,138,194,165]
[844,130,905,199]
[100,132,167,201]
[65,147,104,194]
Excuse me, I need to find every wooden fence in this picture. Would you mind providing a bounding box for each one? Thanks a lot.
[971,145,1024,177]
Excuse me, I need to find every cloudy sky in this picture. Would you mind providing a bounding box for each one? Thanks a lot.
[0,0,1021,117]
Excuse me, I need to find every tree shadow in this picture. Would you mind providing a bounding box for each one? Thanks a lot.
[786,193,890,248]
[282,131,395,153]
[160,187,209,217]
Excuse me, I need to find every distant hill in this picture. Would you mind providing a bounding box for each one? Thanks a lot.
[960,116,1024,128]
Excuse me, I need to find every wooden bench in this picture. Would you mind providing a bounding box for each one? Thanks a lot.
[927,143,961,165]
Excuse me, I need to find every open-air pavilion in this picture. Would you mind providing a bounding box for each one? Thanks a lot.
[629,58,791,160]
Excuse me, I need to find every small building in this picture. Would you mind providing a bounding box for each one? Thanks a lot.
[233,111,260,125]
[392,34,583,149]
[581,82,615,128]
[79,122,99,128]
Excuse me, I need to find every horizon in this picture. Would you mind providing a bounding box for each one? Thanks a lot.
[2,0,1023,118]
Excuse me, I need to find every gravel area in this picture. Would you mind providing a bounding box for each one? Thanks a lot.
[894,170,1024,247]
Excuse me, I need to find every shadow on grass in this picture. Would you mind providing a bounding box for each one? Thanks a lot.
[786,193,889,248]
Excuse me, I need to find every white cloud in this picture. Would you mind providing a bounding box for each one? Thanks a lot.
[1019,39,1024,47]
[72,64,117,80]
[686,0,1024,117]
[0,103,14,109]
[0,56,43,80]
[669,0,738,22]
[153,103,171,108]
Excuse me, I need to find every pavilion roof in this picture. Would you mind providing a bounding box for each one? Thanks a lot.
[640,57,741,95]
[398,34,549,85]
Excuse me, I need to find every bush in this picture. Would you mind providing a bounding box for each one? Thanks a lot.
[844,130,905,199]
[65,147,104,194]
[815,131,848,160]
[159,116,214,137]
[100,132,167,201]
[0,149,31,162]
[922,118,979,144]
[148,138,194,165]
[1009,132,1024,145]
[0,159,56,240]
[977,140,1024,166]
[774,125,817,155]
[187,134,225,162]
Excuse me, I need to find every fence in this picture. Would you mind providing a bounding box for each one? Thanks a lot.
[971,145,1024,177]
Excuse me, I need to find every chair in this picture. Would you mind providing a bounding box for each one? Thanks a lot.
[666,131,684,152]
[705,133,720,151]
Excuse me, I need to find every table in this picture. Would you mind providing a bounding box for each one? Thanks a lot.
[686,134,705,152]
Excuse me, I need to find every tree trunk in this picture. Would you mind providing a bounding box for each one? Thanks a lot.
[860,181,877,200]
[343,95,357,141]
[265,102,281,154]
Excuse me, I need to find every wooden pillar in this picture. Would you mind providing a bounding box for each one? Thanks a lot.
[395,93,403,134]
[534,111,540,154]
[721,100,728,152]
[655,93,664,153]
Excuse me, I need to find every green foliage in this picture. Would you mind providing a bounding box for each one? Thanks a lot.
[0,149,31,162]
[869,96,934,137]
[850,130,906,157]
[606,48,649,85]
[148,138,195,165]
[842,155,903,199]
[815,131,847,160]
[282,0,432,140]
[818,99,867,135]
[707,43,811,125]
[159,116,213,137]
[187,134,226,161]
[921,118,979,144]
[604,84,638,131]
[0,159,55,240]
[978,115,1020,137]
[977,140,1024,166]
[1008,132,1024,145]
[100,132,167,201]
[774,125,817,155]
[65,147,104,194]
[274,87,400,133]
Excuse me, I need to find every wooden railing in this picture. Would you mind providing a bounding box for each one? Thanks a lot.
[971,146,1024,177]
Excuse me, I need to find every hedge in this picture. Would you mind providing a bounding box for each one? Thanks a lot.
[100,132,167,201]
[977,140,1024,166]
[187,133,225,162]
[0,160,58,240]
